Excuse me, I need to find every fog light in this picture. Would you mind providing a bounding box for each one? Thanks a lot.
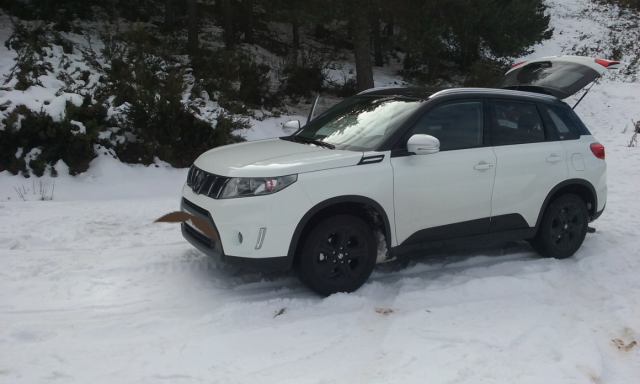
[238,232,243,244]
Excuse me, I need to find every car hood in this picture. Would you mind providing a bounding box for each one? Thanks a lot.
[193,138,364,177]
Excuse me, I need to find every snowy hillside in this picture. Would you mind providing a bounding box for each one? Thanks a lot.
[1,0,640,383]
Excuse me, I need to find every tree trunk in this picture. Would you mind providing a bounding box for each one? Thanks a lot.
[352,13,374,92]
[292,20,300,50]
[187,0,198,54]
[164,0,173,30]
[459,34,479,70]
[372,18,383,67]
[427,51,439,81]
[223,0,234,50]
[244,0,254,44]
[214,0,223,18]
[386,15,394,37]
[315,23,325,40]
[403,51,412,70]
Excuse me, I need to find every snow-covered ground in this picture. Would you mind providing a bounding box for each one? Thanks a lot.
[1,0,640,383]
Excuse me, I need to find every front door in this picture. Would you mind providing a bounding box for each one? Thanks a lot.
[391,100,496,245]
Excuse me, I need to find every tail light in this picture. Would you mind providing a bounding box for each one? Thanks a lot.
[595,58,621,69]
[512,61,526,68]
[590,142,605,160]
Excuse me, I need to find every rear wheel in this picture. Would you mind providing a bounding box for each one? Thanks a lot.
[298,215,377,296]
[531,194,588,259]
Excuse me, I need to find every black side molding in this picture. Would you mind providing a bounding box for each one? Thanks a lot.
[392,228,538,258]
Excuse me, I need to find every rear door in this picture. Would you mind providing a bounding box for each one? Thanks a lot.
[489,100,568,230]
[496,56,620,99]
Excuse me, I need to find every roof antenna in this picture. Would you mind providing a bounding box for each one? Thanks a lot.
[572,78,600,110]
[307,93,320,125]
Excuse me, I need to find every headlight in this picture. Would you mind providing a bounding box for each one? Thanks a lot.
[219,175,297,199]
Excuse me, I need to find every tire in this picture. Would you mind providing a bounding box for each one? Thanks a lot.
[297,214,377,296]
[530,194,588,259]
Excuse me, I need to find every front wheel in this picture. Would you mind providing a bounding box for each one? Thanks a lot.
[530,194,588,259]
[298,215,377,296]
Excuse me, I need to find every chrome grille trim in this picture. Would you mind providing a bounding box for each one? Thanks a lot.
[186,165,227,199]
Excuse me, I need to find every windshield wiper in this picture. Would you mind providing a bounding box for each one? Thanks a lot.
[289,136,335,149]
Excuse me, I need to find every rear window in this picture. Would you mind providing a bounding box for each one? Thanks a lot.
[497,62,600,99]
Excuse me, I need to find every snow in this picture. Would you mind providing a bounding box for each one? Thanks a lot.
[1,0,640,383]
[69,120,86,135]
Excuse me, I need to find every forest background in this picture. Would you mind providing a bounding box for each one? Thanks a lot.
[0,0,636,176]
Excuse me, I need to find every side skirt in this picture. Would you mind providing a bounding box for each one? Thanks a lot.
[390,228,538,258]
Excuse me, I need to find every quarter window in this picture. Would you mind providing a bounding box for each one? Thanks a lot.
[409,101,484,151]
[491,101,545,145]
[541,104,580,140]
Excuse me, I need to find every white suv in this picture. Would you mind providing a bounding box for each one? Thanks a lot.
[180,56,615,295]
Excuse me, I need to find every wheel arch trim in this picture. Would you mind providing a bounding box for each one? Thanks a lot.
[287,195,393,261]
[535,179,598,228]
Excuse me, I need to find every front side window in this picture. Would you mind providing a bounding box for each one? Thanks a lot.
[408,101,484,151]
[491,101,545,145]
[293,96,425,151]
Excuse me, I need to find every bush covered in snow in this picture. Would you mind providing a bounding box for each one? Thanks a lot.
[0,16,248,175]
[0,95,114,176]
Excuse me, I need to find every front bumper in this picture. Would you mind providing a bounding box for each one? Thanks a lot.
[181,221,291,270]
[180,181,312,270]
[181,198,224,260]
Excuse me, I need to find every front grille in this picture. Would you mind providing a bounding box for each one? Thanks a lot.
[187,165,228,199]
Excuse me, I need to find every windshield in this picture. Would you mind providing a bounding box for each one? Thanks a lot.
[293,96,425,150]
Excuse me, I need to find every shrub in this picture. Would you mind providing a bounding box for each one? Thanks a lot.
[190,49,275,111]
[3,20,54,90]
[97,26,247,168]
[326,75,357,98]
[276,46,332,101]
[0,100,104,176]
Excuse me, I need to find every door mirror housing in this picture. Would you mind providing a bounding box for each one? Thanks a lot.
[282,120,301,135]
[407,134,440,155]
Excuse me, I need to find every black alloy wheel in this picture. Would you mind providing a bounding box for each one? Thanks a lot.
[298,215,377,296]
[531,194,588,259]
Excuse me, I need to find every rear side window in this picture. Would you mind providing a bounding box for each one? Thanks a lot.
[540,104,580,140]
[409,101,483,151]
[491,101,545,145]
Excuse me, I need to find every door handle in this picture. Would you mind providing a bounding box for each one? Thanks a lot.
[546,156,563,163]
[473,163,494,170]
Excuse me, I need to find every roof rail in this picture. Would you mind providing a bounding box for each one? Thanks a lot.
[357,86,400,95]
[430,87,558,100]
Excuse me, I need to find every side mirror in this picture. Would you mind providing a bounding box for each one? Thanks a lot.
[282,120,300,135]
[407,134,440,155]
